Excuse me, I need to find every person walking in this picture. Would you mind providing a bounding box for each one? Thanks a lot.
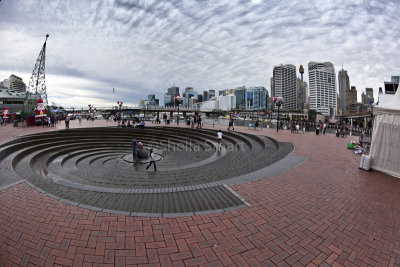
[146,148,157,171]
[217,129,222,150]
[132,137,137,161]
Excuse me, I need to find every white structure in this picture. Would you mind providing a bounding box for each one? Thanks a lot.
[370,86,400,178]
[199,95,235,111]
[308,62,337,116]
[218,94,236,111]
[0,74,26,93]
[272,64,297,110]
[200,97,219,111]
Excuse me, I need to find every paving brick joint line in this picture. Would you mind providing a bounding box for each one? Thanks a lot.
[0,121,400,266]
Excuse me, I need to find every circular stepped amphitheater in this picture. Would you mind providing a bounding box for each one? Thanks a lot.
[0,127,306,216]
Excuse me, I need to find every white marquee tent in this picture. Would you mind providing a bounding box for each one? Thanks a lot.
[370,86,400,178]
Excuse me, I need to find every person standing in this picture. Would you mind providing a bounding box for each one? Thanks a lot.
[146,148,157,171]
[217,130,222,150]
[65,116,70,129]
[132,137,137,161]
[197,114,202,129]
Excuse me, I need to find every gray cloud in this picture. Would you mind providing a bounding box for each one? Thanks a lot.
[0,0,399,107]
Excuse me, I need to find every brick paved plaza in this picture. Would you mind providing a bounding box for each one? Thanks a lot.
[1,120,400,266]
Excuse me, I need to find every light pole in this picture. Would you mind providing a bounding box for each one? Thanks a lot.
[273,97,284,132]
[174,96,181,125]
[117,101,123,125]
[117,100,123,112]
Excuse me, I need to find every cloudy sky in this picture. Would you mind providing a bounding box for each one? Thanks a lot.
[0,0,399,107]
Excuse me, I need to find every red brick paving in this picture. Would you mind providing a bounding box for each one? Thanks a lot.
[1,121,400,266]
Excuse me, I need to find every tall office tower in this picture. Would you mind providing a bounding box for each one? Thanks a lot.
[148,94,155,102]
[245,86,267,110]
[203,91,209,102]
[0,74,27,93]
[392,76,400,83]
[361,92,366,105]
[338,68,350,114]
[164,86,179,107]
[345,86,358,115]
[164,93,172,107]
[185,90,198,108]
[365,88,374,104]
[235,86,246,110]
[197,94,203,103]
[168,86,179,96]
[272,64,297,110]
[296,78,308,111]
[308,62,337,116]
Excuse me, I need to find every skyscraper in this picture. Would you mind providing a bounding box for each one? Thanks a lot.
[203,91,209,102]
[164,86,180,107]
[338,68,350,114]
[185,90,198,108]
[272,64,297,111]
[345,86,358,115]
[245,86,267,110]
[308,62,337,116]
[235,86,246,110]
[365,88,374,104]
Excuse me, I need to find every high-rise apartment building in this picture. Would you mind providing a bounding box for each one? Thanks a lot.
[0,74,26,93]
[338,68,350,114]
[308,62,337,116]
[272,64,297,111]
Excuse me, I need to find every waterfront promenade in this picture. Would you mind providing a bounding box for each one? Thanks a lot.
[1,120,400,266]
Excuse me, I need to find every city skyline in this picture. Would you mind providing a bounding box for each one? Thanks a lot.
[0,0,399,107]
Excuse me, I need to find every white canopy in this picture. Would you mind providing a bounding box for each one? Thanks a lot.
[370,86,400,178]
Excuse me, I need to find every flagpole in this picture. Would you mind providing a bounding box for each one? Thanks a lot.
[112,85,115,109]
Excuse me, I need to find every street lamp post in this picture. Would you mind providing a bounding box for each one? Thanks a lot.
[273,97,284,132]
[174,96,181,125]
[117,100,123,112]
[117,101,123,126]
